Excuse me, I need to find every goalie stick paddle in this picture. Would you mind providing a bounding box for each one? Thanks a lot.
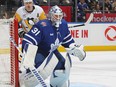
[68,13,94,28]
[9,36,47,87]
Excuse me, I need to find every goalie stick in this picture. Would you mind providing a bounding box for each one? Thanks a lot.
[68,13,94,28]
[9,36,47,87]
[9,36,23,57]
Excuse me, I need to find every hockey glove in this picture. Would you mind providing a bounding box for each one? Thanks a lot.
[66,43,86,61]
[18,28,26,38]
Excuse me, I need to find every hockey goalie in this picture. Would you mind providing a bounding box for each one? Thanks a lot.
[19,5,86,87]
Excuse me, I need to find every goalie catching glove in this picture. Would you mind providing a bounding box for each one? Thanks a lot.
[66,43,86,61]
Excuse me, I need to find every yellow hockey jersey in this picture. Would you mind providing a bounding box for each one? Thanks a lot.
[14,5,46,32]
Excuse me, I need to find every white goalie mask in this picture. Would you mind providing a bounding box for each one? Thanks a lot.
[48,5,63,28]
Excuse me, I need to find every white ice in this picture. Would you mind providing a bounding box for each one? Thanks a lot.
[69,51,116,87]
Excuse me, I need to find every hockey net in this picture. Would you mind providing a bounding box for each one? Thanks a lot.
[0,19,19,87]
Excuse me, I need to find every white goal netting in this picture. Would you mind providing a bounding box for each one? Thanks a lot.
[0,19,19,87]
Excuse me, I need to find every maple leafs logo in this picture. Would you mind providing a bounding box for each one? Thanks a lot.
[50,38,61,52]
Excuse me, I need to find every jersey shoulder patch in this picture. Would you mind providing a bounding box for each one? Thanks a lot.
[37,19,48,27]
[40,21,47,27]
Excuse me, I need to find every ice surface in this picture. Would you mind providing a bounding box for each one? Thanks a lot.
[1,51,116,87]
[69,51,116,87]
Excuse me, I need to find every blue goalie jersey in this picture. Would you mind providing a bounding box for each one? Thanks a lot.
[22,19,74,57]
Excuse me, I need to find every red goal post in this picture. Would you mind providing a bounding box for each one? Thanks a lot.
[10,18,19,87]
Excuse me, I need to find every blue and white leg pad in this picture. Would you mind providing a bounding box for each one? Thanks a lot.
[20,44,58,87]
[50,53,71,87]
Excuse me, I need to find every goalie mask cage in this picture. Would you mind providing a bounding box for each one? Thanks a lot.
[0,19,19,87]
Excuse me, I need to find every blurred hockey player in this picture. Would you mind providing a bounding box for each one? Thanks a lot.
[14,0,46,38]
[21,5,86,87]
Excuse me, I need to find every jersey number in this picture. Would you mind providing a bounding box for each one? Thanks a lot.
[31,27,40,36]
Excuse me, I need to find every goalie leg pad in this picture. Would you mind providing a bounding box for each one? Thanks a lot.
[22,44,38,67]
[37,53,59,79]
[19,44,39,87]
[19,71,39,87]
[50,53,71,87]
[19,53,58,87]
[50,70,70,87]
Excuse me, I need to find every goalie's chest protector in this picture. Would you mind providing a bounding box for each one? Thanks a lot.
[36,20,68,53]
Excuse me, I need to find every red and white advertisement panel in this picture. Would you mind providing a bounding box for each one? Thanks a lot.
[68,23,116,46]
[86,13,116,22]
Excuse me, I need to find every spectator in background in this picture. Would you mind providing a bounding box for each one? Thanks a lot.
[97,0,112,13]
[90,1,97,10]
[104,0,112,11]
[0,0,6,5]
[112,0,116,9]
[93,3,102,13]
[77,0,89,22]
[113,6,116,12]
[98,0,104,7]
[85,0,93,10]
[105,7,111,13]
